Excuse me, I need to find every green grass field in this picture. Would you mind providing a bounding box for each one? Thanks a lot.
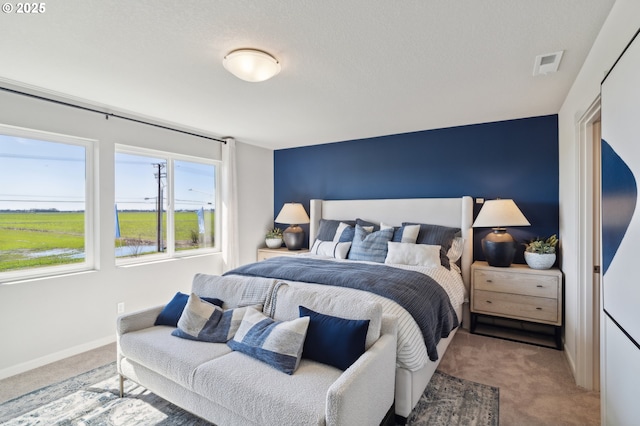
[0,211,215,272]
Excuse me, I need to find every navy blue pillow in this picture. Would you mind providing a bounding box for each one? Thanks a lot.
[155,292,223,327]
[337,224,355,242]
[299,306,369,370]
[355,218,380,231]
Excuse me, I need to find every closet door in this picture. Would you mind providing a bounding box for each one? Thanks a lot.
[600,29,640,425]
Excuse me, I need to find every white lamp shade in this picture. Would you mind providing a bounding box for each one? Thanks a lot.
[472,199,530,228]
[223,49,281,82]
[275,203,310,225]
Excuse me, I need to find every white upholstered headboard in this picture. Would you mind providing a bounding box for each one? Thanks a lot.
[309,196,474,327]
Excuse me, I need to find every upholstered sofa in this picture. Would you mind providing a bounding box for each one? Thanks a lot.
[117,273,397,426]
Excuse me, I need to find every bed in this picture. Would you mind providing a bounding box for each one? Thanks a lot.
[229,196,473,422]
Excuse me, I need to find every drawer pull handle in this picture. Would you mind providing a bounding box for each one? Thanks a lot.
[486,301,492,304]
[536,307,542,310]
[536,285,543,288]
[486,279,493,283]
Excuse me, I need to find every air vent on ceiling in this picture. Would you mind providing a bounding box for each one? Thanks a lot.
[533,50,564,76]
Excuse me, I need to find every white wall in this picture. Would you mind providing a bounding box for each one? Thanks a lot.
[0,87,274,378]
[236,141,274,266]
[558,0,640,380]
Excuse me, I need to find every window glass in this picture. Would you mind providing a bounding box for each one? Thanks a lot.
[114,152,168,258]
[0,133,87,274]
[115,147,218,262]
[174,160,217,252]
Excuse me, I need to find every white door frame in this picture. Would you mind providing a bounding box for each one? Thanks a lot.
[575,96,601,390]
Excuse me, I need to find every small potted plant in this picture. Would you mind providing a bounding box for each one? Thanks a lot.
[265,228,283,249]
[523,234,558,269]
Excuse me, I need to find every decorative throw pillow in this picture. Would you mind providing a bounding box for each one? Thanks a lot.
[171,293,254,343]
[310,239,352,259]
[299,306,369,370]
[355,218,379,232]
[385,242,441,267]
[348,224,394,263]
[155,291,223,327]
[228,307,310,375]
[447,236,465,264]
[316,219,355,241]
[402,222,460,269]
[387,223,420,244]
[333,222,355,242]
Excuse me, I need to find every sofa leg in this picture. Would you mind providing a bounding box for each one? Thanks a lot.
[379,404,396,426]
[119,375,125,398]
[394,414,408,425]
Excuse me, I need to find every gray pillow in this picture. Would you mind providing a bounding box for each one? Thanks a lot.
[316,219,355,241]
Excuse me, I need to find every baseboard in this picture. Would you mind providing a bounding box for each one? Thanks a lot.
[0,335,115,380]
[564,339,577,379]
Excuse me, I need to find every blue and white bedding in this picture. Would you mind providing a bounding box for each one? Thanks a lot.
[225,254,466,371]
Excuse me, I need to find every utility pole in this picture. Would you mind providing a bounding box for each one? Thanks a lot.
[153,163,166,252]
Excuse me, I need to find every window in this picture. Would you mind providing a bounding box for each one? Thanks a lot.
[115,146,218,263]
[0,124,94,280]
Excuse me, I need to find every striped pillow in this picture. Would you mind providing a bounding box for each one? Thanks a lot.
[171,293,254,343]
[228,307,310,374]
[347,224,394,263]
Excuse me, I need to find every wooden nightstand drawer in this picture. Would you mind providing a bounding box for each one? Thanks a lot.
[473,290,559,323]
[473,269,559,299]
[470,261,563,349]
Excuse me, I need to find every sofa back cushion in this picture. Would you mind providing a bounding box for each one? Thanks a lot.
[266,283,382,350]
[191,274,275,308]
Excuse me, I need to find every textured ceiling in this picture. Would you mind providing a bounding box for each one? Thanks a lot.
[0,1,616,149]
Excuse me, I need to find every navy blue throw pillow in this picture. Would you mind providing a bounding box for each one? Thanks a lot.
[299,306,369,370]
[155,291,223,327]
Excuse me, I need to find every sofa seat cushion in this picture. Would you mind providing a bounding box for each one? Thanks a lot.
[192,351,343,426]
[119,326,231,389]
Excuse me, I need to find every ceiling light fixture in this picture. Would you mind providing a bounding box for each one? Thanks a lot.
[223,48,281,82]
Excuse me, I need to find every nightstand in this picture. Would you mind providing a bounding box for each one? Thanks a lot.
[257,247,310,261]
[470,261,563,349]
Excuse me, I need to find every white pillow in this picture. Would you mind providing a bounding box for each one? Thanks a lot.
[400,224,420,243]
[310,239,352,259]
[385,242,441,267]
[447,237,465,263]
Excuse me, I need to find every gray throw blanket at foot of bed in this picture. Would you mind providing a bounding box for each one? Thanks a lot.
[225,256,458,361]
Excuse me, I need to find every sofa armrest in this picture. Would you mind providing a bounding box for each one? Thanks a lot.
[326,314,398,426]
[116,305,164,336]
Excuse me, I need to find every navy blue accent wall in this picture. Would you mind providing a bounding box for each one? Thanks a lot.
[274,115,559,263]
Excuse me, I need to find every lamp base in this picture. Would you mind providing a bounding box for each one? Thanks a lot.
[481,229,517,267]
[282,225,305,250]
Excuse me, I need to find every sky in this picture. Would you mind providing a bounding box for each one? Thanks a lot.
[0,134,216,212]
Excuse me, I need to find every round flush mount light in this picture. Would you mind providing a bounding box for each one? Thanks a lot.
[223,49,281,82]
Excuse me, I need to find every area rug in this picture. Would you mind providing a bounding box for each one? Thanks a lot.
[0,363,498,425]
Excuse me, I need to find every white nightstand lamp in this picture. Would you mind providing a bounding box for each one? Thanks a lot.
[472,199,530,267]
[275,203,310,251]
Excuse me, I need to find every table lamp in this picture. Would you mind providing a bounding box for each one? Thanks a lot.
[275,203,310,250]
[472,199,530,267]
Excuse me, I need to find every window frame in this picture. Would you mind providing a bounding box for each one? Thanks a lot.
[114,144,220,266]
[0,123,97,283]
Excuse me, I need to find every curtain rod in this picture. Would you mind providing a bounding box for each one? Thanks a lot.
[0,86,227,144]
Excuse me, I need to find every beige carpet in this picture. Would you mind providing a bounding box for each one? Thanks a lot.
[0,330,600,425]
[437,330,600,425]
